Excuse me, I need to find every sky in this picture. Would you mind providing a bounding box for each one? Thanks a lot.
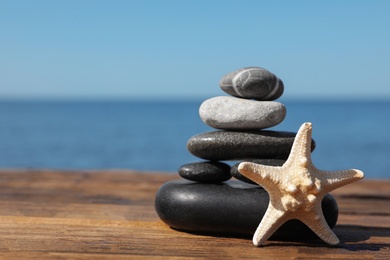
[0,0,389,100]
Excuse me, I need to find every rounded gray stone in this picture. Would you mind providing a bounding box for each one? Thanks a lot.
[231,159,286,184]
[178,161,231,183]
[155,179,338,238]
[186,130,316,161]
[199,96,286,130]
[219,67,284,100]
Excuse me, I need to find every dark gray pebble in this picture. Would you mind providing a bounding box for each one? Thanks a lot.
[155,179,338,239]
[187,130,316,161]
[219,67,284,101]
[231,159,286,184]
[178,161,231,183]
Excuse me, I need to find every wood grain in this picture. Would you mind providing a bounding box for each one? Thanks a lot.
[0,170,389,259]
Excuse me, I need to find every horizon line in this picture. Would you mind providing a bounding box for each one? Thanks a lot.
[1,95,390,103]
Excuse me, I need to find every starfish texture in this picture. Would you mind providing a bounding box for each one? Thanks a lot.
[238,122,364,246]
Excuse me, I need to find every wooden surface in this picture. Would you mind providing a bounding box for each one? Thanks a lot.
[0,170,389,259]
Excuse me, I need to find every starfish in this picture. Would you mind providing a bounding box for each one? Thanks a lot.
[238,122,364,246]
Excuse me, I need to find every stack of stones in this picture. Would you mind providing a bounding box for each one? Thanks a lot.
[155,67,339,239]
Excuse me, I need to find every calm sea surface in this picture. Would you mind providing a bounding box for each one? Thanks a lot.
[0,99,389,178]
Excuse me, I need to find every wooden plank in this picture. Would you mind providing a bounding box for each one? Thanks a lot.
[0,170,389,259]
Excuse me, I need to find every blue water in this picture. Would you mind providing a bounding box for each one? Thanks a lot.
[0,99,389,178]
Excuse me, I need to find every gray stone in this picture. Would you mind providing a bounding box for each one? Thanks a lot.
[155,179,338,238]
[231,159,286,184]
[178,161,231,183]
[219,67,284,101]
[187,130,316,161]
[199,96,286,130]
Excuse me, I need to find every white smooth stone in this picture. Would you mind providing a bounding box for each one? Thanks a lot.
[199,96,286,129]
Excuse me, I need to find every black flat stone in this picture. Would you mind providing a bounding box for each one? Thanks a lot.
[155,179,338,239]
[231,159,286,184]
[178,161,231,183]
[187,130,316,161]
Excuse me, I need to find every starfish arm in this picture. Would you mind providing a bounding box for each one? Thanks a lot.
[284,122,313,168]
[298,205,340,245]
[317,169,364,193]
[238,162,282,191]
[252,204,288,246]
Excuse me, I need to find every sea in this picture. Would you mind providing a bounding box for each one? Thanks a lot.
[0,99,389,179]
